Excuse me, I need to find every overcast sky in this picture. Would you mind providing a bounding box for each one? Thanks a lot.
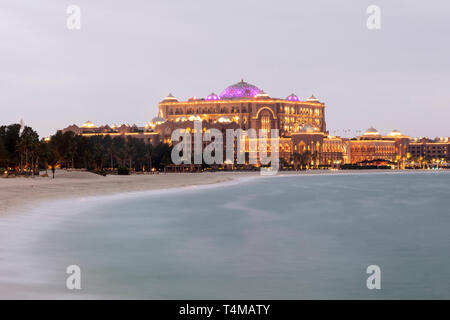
[1,0,449,138]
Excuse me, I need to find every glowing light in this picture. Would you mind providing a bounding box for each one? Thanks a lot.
[286,94,300,101]
[80,121,97,128]
[388,130,404,137]
[219,79,262,99]
[163,93,178,102]
[254,91,269,99]
[205,93,220,101]
[218,116,231,123]
[306,95,319,102]
[363,127,380,136]
[188,115,202,121]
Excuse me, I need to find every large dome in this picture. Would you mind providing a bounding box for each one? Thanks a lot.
[220,79,262,99]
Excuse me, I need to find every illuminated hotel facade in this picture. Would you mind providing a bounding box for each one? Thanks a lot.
[61,80,450,168]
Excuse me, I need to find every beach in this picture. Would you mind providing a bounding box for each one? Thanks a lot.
[0,170,264,215]
[0,169,435,216]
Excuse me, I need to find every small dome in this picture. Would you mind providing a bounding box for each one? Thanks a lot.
[220,79,262,99]
[254,90,270,99]
[364,126,380,136]
[388,129,403,137]
[205,92,220,101]
[306,95,319,102]
[80,120,97,128]
[286,93,300,101]
[162,93,178,102]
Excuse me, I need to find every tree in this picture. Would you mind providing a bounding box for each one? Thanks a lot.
[145,143,153,172]
[293,151,311,170]
[112,137,126,167]
[0,137,7,168]
[17,126,39,175]
[152,143,172,169]
[46,145,59,179]
[312,151,320,169]
[102,135,114,169]
[0,124,21,169]
[125,137,137,169]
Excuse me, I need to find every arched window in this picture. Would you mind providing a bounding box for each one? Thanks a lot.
[261,111,271,134]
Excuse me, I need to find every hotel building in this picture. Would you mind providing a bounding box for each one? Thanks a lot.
[407,137,450,161]
[61,80,449,168]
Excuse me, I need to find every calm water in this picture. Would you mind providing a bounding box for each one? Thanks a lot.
[1,171,450,299]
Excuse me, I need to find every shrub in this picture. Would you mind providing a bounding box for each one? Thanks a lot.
[118,166,130,175]
[94,169,107,176]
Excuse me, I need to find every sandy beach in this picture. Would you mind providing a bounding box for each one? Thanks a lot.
[0,170,264,215]
[1,169,435,216]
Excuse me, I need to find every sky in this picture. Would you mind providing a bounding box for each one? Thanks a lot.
[1,0,449,138]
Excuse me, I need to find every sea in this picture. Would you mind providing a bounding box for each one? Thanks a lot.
[0,171,449,299]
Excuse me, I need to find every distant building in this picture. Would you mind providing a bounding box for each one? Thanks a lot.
[59,80,448,168]
[349,127,397,164]
[62,120,161,146]
[407,137,450,161]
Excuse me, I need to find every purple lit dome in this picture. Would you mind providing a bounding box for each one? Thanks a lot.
[205,92,220,101]
[286,93,300,101]
[219,79,262,99]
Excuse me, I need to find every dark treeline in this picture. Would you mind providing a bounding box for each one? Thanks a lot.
[0,124,172,176]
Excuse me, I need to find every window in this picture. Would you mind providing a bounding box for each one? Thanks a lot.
[261,114,270,134]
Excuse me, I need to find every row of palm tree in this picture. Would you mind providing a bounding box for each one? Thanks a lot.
[1,124,42,176]
[292,151,320,170]
[0,124,173,176]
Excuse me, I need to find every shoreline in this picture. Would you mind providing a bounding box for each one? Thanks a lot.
[0,169,442,216]
[0,170,264,216]
[0,168,448,299]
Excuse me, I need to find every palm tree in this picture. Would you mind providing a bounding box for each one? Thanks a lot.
[292,152,302,170]
[125,137,137,169]
[112,137,126,167]
[0,124,21,170]
[148,147,153,172]
[17,126,39,175]
[45,144,59,179]
[313,151,320,168]
[0,136,8,169]
[102,135,114,170]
